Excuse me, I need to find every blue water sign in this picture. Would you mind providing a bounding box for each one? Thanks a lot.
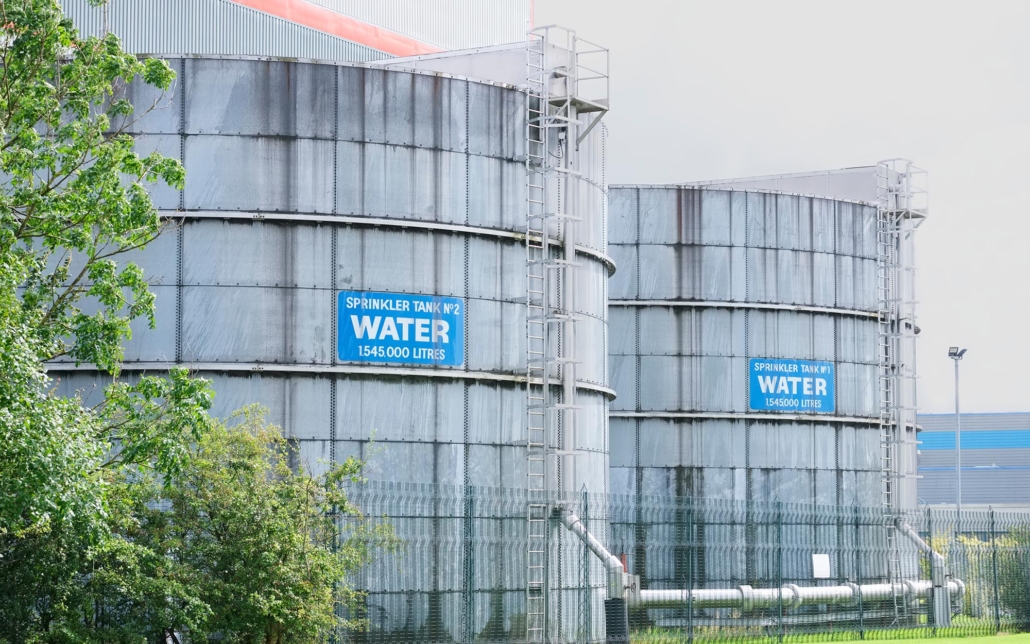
[749,358,835,414]
[338,290,464,366]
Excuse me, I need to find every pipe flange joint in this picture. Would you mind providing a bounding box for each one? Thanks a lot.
[903,579,919,598]
[903,580,922,609]
[843,582,861,607]
[952,577,966,598]
[739,585,754,612]
[782,584,803,610]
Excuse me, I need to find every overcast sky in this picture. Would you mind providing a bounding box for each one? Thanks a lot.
[537,0,1030,414]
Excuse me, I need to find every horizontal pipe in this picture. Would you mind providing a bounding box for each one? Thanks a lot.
[635,580,963,610]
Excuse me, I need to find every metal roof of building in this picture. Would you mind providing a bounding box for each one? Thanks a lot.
[918,412,1030,432]
[62,0,531,62]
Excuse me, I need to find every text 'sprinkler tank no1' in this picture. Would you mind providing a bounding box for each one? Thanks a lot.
[51,49,614,642]
[606,166,924,588]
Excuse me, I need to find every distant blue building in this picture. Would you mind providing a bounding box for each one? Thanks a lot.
[917,412,1030,506]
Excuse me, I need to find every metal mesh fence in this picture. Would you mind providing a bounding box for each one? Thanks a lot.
[339,481,1030,643]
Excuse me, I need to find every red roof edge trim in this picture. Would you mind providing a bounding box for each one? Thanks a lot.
[231,0,443,57]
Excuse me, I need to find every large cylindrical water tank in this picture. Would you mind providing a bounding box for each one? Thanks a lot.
[606,185,884,586]
[52,57,612,642]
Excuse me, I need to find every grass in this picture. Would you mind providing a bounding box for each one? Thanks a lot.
[631,634,1030,644]
[630,622,1030,644]
[830,635,1030,644]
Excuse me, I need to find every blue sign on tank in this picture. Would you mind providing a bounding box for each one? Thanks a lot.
[338,290,464,366]
[749,358,835,414]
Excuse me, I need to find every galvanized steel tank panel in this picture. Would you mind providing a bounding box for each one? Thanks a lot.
[608,189,877,309]
[608,185,881,509]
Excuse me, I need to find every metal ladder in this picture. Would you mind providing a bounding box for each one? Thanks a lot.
[875,166,906,621]
[876,159,928,624]
[525,29,565,644]
[525,30,550,641]
[525,26,608,642]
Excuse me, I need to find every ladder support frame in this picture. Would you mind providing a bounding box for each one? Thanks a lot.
[876,159,928,625]
[524,24,609,644]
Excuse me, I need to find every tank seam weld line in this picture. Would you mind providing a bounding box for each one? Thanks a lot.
[161,210,617,275]
[610,243,877,263]
[609,411,880,425]
[47,362,617,398]
[608,300,877,319]
[161,133,561,170]
[289,437,610,454]
[157,134,608,193]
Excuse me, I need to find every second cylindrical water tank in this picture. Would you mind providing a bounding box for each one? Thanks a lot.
[606,185,884,587]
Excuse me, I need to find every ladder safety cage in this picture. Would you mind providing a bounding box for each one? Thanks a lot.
[523,24,608,644]
[876,159,927,625]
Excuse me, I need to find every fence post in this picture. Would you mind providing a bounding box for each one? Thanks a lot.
[855,505,864,640]
[687,497,694,644]
[777,501,784,644]
[990,506,1001,634]
[582,489,590,642]
[927,505,936,634]
[675,494,685,644]
[462,486,475,644]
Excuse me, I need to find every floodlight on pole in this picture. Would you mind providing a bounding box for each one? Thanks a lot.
[949,347,967,529]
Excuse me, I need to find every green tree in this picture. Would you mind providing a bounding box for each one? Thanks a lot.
[116,409,393,644]
[20,409,391,644]
[0,4,390,642]
[0,0,192,524]
[0,0,210,640]
[954,529,1030,629]
[996,527,1030,627]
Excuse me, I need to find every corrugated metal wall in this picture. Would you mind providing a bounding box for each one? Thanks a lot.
[62,0,531,61]
[50,57,611,638]
[63,0,388,61]
[917,412,1030,506]
[606,186,888,585]
[308,0,532,50]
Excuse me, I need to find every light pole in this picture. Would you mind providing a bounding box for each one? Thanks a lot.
[948,347,967,528]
